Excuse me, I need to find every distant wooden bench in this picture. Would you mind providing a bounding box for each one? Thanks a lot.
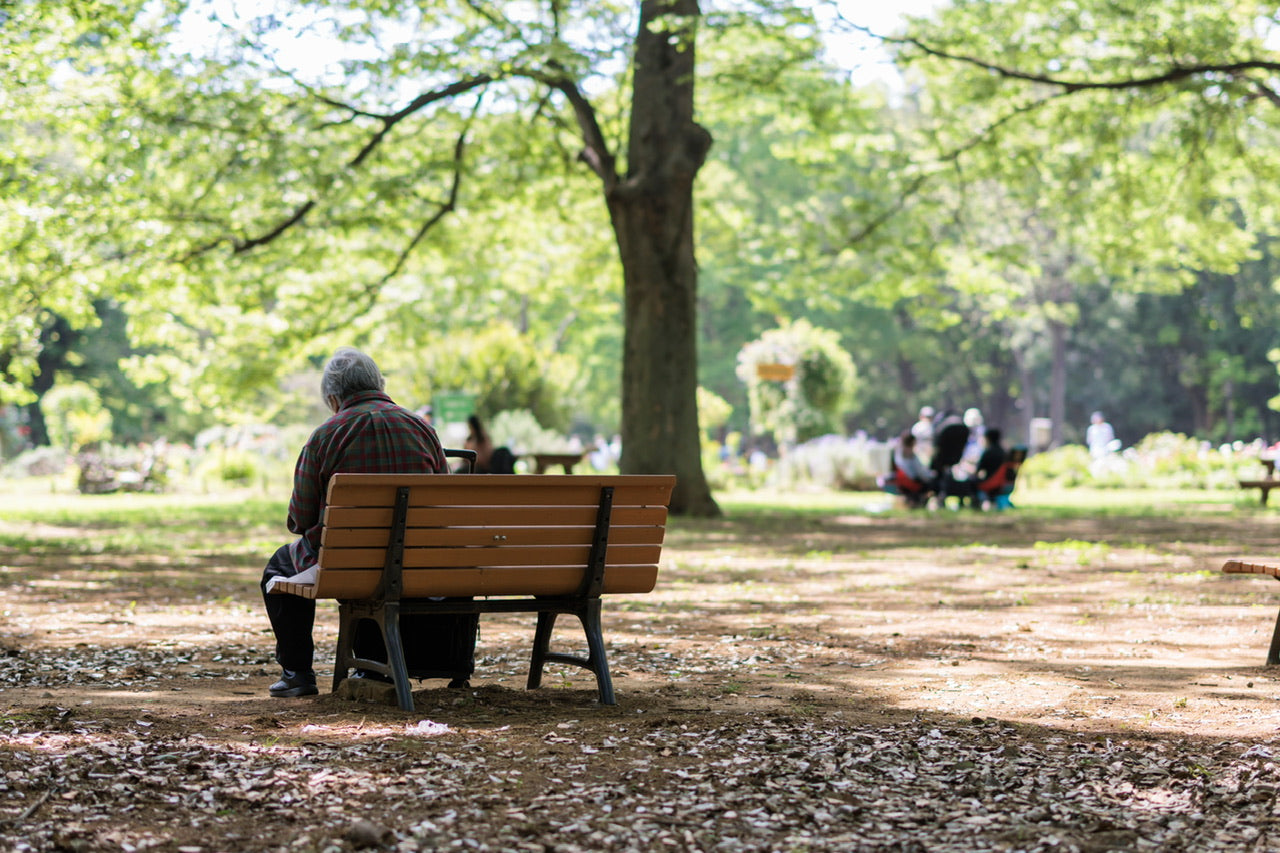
[532,452,587,474]
[1239,457,1278,505]
[1222,560,1280,664]
[269,472,676,711]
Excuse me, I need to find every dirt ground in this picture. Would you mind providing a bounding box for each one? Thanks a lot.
[4,499,1280,851]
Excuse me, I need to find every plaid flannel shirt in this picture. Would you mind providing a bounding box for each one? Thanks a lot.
[286,390,446,570]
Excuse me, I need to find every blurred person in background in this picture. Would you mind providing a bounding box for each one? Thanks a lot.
[1086,411,1116,459]
[910,406,935,466]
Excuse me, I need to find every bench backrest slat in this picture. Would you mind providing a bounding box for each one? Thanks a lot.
[322,525,667,549]
[324,505,668,529]
[308,473,675,600]
[326,474,674,508]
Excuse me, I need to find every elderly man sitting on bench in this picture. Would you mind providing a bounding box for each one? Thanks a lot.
[259,346,452,698]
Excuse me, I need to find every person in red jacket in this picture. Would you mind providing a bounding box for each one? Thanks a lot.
[892,432,936,508]
[973,428,1010,511]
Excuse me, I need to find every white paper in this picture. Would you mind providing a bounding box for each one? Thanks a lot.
[406,719,452,736]
[266,565,319,592]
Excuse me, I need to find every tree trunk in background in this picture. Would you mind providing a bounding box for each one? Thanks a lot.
[1048,318,1068,448]
[612,0,718,517]
[1223,376,1235,442]
[1012,345,1036,451]
[1188,383,1210,438]
[22,314,81,448]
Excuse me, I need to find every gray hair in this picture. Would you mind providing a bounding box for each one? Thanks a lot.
[321,347,385,402]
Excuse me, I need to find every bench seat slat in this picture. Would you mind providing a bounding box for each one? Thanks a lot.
[1222,558,1280,666]
[1223,559,1280,578]
[317,543,661,569]
[280,565,660,599]
[321,525,666,549]
[324,505,668,529]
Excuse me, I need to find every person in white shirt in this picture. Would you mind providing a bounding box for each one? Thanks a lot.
[910,406,935,466]
[1086,411,1116,458]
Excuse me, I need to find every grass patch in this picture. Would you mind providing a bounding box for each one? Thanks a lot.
[0,491,286,559]
[713,485,1243,520]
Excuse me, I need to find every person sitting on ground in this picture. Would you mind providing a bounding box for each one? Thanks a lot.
[910,406,935,467]
[956,407,985,479]
[973,427,1009,511]
[892,431,936,508]
[259,347,449,699]
[930,411,970,507]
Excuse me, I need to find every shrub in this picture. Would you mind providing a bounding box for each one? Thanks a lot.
[192,449,266,487]
[770,434,890,491]
[697,387,733,440]
[42,383,112,451]
[488,410,577,456]
[1021,431,1263,490]
[76,442,169,494]
[2,446,72,478]
[1020,445,1093,488]
[387,325,578,432]
[187,423,300,490]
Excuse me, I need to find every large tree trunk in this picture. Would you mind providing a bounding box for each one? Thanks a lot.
[609,0,718,517]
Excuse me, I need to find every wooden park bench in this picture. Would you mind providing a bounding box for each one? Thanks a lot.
[1221,559,1280,664]
[268,471,676,711]
[1239,457,1278,506]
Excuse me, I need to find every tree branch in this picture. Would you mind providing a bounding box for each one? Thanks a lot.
[535,64,619,191]
[462,0,515,35]
[835,18,1269,249]
[849,22,1280,93]
[181,75,493,261]
[337,76,496,174]
[529,63,619,190]
[845,91,1067,246]
[241,202,320,255]
[308,113,475,339]
[371,130,468,289]
[1250,78,1280,110]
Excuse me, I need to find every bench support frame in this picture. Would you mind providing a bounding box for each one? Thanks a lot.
[1268,579,1280,666]
[332,485,620,711]
[1238,479,1276,506]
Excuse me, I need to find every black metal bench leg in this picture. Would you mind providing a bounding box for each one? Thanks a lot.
[528,611,557,689]
[382,603,415,712]
[578,599,615,705]
[1267,606,1280,666]
[332,602,355,693]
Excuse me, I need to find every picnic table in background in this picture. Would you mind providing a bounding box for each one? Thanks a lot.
[532,452,586,474]
[1240,456,1278,506]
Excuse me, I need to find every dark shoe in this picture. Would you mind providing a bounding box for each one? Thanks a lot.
[447,677,470,689]
[349,669,393,684]
[269,669,318,698]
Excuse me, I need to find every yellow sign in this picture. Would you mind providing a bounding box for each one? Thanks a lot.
[756,363,795,381]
